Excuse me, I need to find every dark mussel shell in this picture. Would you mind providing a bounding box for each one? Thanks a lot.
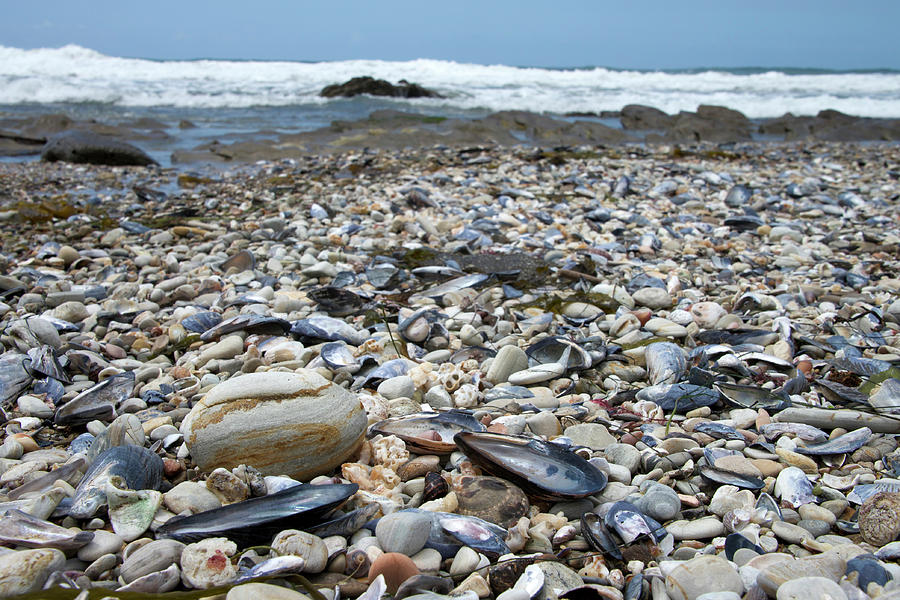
[371,410,486,454]
[308,286,370,317]
[26,345,71,383]
[200,314,291,342]
[580,512,623,560]
[604,501,666,544]
[69,445,163,519]
[795,427,871,455]
[181,311,223,334]
[453,432,607,501]
[221,249,255,273]
[699,465,764,490]
[156,483,358,546]
[714,381,789,411]
[55,370,135,426]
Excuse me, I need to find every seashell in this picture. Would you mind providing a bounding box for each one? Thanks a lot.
[0,509,93,550]
[319,341,360,371]
[644,342,686,386]
[345,547,372,576]
[307,503,379,538]
[581,512,623,560]
[117,563,181,594]
[423,472,450,502]
[308,286,370,316]
[291,315,367,345]
[69,445,163,519]
[156,483,357,545]
[181,311,223,334]
[370,410,485,454]
[106,475,163,541]
[25,345,70,383]
[54,370,134,426]
[794,427,871,455]
[454,476,529,528]
[221,249,255,273]
[454,432,608,501]
[774,466,815,508]
[201,314,291,342]
[634,383,719,413]
[369,434,410,472]
[409,273,492,302]
[859,492,900,547]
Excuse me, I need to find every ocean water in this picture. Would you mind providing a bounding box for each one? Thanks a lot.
[2,44,900,161]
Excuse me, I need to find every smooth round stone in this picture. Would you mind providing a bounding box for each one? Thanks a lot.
[271,530,328,573]
[423,386,453,409]
[525,411,560,438]
[77,530,124,562]
[697,593,741,600]
[85,553,118,579]
[227,582,311,600]
[644,318,688,338]
[51,300,89,323]
[121,539,186,583]
[485,345,529,384]
[665,555,743,600]
[164,481,222,514]
[776,577,846,600]
[772,521,813,544]
[377,376,416,401]
[563,423,615,450]
[633,287,673,310]
[667,517,726,540]
[690,302,727,329]
[182,370,367,479]
[846,556,892,592]
[196,335,244,367]
[410,548,443,574]
[376,511,432,556]
[758,552,846,597]
[16,395,54,419]
[0,549,65,597]
[604,443,642,474]
[796,519,831,538]
[636,482,681,522]
[732,548,761,567]
[455,476,529,528]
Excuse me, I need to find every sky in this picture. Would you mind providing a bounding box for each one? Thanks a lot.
[1,0,898,70]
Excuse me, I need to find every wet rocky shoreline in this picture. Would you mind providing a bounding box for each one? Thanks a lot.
[2,104,900,166]
[0,140,899,600]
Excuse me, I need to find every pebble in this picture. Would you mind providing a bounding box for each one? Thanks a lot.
[375,511,432,556]
[0,549,65,597]
[227,582,312,600]
[776,577,847,600]
[665,555,744,600]
[181,537,238,589]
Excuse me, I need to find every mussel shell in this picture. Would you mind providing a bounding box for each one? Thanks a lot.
[714,381,788,410]
[156,483,358,545]
[291,315,367,345]
[181,311,223,334]
[699,466,764,490]
[370,411,486,454]
[0,352,33,406]
[306,503,379,538]
[319,341,359,371]
[724,532,764,560]
[580,512,623,559]
[308,287,369,316]
[634,383,720,413]
[200,314,291,341]
[603,501,666,544]
[409,273,492,301]
[525,336,592,370]
[645,341,686,386]
[0,509,94,550]
[55,370,135,426]
[453,432,607,501]
[26,345,71,383]
[221,249,255,273]
[69,445,163,519]
[795,427,872,455]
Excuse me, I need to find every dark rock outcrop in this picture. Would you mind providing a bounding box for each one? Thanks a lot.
[660,105,753,143]
[620,104,673,130]
[41,131,157,166]
[320,76,442,98]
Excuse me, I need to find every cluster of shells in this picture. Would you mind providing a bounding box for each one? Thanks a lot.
[0,140,898,600]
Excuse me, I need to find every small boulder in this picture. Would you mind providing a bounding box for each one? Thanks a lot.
[41,130,157,166]
[320,76,442,98]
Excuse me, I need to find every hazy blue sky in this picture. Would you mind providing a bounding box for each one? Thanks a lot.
[2,0,897,69]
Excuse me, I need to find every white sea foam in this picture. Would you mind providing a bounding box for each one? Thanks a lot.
[2,44,899,118]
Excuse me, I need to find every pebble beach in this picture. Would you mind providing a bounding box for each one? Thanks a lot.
[1,137,900,600]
